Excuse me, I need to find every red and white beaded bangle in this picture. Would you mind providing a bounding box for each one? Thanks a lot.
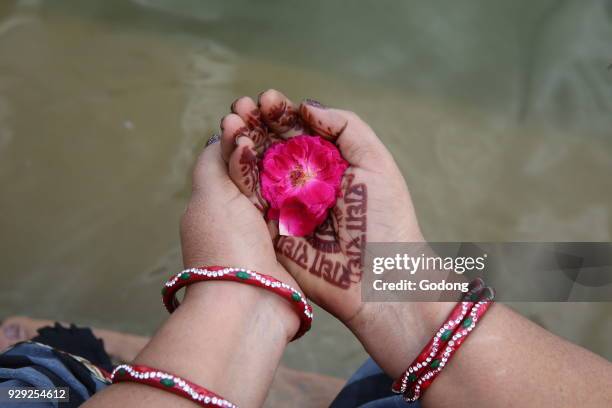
[404,293,494,402]
[161,266,313,341]
[111,364,237,408]
[391,278,486,394]
[392,280,495,401]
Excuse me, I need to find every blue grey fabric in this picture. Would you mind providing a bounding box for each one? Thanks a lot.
[331,358,420,408]
[0,342,109,408]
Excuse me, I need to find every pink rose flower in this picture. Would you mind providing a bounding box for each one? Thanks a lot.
[260,135,348,237]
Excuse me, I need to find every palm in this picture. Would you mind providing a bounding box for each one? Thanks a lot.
[274,168,366,321]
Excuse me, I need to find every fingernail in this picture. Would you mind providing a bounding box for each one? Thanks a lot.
[205,133,221,147]
[232,126,249,145]
[304,99,327,109]
[231,97,243,113]
[257,90,266,105]
[219,116,225,131]
[235,135,250,146]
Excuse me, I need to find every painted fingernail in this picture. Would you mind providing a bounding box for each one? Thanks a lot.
[304,99,327,109]
[205,133,221,147]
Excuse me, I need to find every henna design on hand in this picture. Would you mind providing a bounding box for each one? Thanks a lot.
[232,126,249,141]
[244,108,268,148]
[341,174,367,284]
[226,101,365,289]
[266,100,305,134]
[252,188,268,214]
[306,217,340,253]
[237,146,269,213]
[239,147,258,194]
[299,104,348,140]
[276,174,367,289]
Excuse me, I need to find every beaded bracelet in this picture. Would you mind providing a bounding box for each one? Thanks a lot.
[162,266,313,341]
[392,279,495,401]
[404,288,494,401]
[111,364,237,407]
[391,278,486,394]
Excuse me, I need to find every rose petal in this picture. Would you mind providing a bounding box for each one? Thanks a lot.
[286,139,307,162]
[278,199,319,236]
[299,179,336,208]
[267,207,280,221]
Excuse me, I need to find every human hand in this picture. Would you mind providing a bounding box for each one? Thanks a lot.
[87,122,308,408]
[222,90,443,344]
[180,120,302,341]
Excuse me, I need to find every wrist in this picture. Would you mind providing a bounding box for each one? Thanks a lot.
[348,301,455,378]
[184,277,301,343]
[133,279,295,407]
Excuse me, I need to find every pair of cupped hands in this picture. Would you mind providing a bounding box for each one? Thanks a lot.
[180,89,426,344]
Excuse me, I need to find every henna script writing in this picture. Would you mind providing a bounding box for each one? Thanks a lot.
[276,174,367,289]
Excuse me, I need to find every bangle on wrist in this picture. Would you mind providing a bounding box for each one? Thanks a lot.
[391,278,484,394]
[392,279,495,401]
[112,364,237,408]
[161,266,313,341]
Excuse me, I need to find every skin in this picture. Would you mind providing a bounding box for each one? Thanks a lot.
[80,90,611,407]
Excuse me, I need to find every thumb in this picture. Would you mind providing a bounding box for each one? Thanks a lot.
[298,100,392,169]
[190,140,239,201]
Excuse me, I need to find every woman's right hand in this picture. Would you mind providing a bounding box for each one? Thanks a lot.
[224,90,449,377]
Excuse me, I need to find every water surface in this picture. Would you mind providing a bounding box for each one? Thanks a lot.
[0,0,611,378]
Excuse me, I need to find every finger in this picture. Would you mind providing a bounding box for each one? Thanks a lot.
[228,136,270,214]
[299,100,392,169]
[258,89,305,139]
[231,96,268,149]
[220,113,249,162]
[192,142,232,194]
[228,136,259,197]
[267,219,279,240]
[182,141,244,268]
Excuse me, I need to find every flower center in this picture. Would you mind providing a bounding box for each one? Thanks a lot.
[289,165,314,187]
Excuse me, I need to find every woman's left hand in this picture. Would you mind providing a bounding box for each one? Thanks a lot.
[180,127,301,340]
